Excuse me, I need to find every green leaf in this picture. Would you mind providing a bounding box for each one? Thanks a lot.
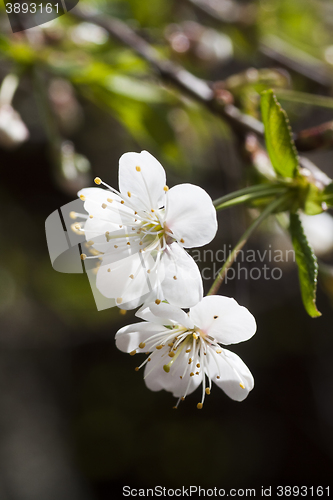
[289,213,321,317]
[260,90,299,179]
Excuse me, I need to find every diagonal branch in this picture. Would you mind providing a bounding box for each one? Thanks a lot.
[69,5,333,165]
[70,5,264,138]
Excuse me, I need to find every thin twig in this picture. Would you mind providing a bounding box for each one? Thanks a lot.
[294,120,333,151]
[184,0,332,88]
[69,4,333,165]
[70,5,264,138]
[207,195,288,295]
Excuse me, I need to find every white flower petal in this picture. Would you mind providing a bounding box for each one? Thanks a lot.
[96,252,160,305]
[115,322,169,353]
[136,301,194,329]
[207,348,254,401]
[165,184,217,248]
[144,345,202,397]
[118,151,166,211]
[84,218,141,255]
[189,296,256,345]
[160,243,203,308]
[78,187,126,222]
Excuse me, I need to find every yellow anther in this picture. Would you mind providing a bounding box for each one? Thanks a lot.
[181,397,185,401]
[216,375,220,379]
[102,203,107,209]
[130,350,136,356]
[129,274,134,279]
[127,191,131,197]
[240,383,245,389]
[148,357,151,362]
[147,269,150,274]
[107,268,111,273]
[135,211,138,215]
[190,372,195,377]
[180,238,185,244]
[205,388,210,395]
[79,194,86,201]
[107,198,113,203]
[89,215,93,218]
[173,275,177,280]
[114,245,118,249]
[172,406,177,410]
[90,248,101,256]
[139,241,143,245]
[69,211,77,219]
[196,363,200,368]
[121,200,124,204]
[136,166,141,172]
[156,345,163,350]
[180,376,183,379]
[139,342,146,349]
[135,367,139,371]
[216,349,222,354]
[127,242,131,246]
[197,403,203,409]
[116,297,123,304]
[185,348,191,353]
[163,365,170,373]
[80,253,87,260]
[86,240,94,246]
[193,333,198,340]
[119,225,122,228]
[120,309,127,316]
[168,342,174,347]
[74,223,81,230]
[163,185,169,191]
[188,358,192,363]
[168,351,175,358]
[196,371,199,375]
[151,209,154,213]
[94,177,102,185]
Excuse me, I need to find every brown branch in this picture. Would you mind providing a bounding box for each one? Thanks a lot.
[182,0,258,27]
[259,37,332,88]
[294,121,333,151]
[69,4,333,173]
[70,5,264,138]
[184,0,332,88]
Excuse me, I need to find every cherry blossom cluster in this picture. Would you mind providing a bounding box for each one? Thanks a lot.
[75,151,256,408]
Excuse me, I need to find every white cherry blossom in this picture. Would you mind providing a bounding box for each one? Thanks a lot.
[115,296,256,408]
[75,151,217,309]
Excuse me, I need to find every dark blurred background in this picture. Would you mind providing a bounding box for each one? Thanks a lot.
[1,0,333,498]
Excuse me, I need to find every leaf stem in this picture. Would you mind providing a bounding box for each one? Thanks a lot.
[214,187,288,211]
[213,183,285,208]
[207,195,288,296]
